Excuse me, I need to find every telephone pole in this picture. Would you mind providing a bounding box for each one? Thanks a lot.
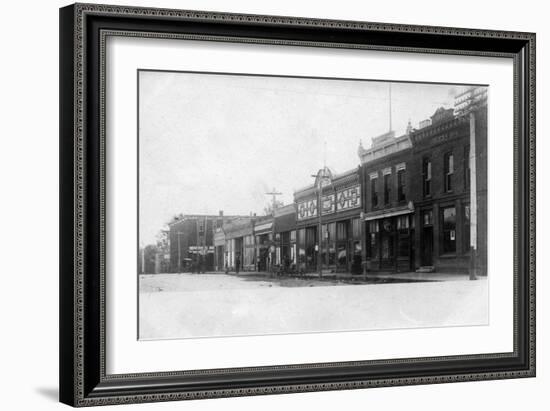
[266,188,282,213]
[266,188,282,273]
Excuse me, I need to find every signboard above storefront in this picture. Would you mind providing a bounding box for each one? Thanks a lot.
[322,193,336,215]
[296,185,361,221]
[336,185,361,211]
[297,198,317,220]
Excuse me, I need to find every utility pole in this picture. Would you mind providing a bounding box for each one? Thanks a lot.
[266,188,282,213]
[456,86,486,280]
[469,110,478,280]
[266,188,282,273]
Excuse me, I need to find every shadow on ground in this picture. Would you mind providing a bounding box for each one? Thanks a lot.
[229,272,435,287]
[35,387,58,402]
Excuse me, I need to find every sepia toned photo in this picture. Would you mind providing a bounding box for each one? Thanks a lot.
[137,70,488,340]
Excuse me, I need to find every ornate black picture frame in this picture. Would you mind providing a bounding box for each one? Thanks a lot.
[59,3,535,407]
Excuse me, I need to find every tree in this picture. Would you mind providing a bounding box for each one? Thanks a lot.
[140,244,158,274]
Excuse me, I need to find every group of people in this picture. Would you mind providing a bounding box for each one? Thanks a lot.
[224,253,295,275]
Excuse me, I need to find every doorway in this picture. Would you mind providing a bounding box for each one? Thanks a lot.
[421,226,433,266]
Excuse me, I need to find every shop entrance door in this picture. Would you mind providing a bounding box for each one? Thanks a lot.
[422,226,433,266]
[336,242,348,272]
[380,232,395,270]
[379,219,395,271]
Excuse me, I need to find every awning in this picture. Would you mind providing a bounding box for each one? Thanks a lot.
[274,211,296,233]
[363,202,414,221]
[254,221,273,235]
[225,227,253,239]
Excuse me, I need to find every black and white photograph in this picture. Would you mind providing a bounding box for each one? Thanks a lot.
[137,71,488,340]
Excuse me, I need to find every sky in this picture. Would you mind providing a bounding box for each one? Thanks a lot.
[139,71,466,245]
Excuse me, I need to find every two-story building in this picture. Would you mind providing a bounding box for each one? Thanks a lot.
[358,129,415,272]
[409,101,487,275]
[294,166,364,273]
[358,92,487,276]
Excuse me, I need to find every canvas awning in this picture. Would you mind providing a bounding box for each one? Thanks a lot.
[363,202,414,221]
[254,221,273,235]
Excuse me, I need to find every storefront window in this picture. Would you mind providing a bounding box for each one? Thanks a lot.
[381,218,393,233]
[327,222,336,241]
[370,234,378,258]
[336,221,348,241]
[244,243,254,267]
[369,221,379,233]
[305,227,317,268]
[368,221,379,260]
[423,210,433,226]
[381,235,393,259]
[351,218,361,239]
[328,243,336,265]
[337,244,347,267]
[441,206,457,254]
[397,215,409,231]
[321,224,328,242]
[297,228,306,264]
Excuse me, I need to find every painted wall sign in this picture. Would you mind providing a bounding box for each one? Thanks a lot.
[297,187,361,220]
[336,185,361,211]
[297,198,318,220]
[297,193,337,220]
[322,193,336,215]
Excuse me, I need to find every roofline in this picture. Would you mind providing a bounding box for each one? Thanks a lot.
[294,166,360,195]
[167,214,250,226]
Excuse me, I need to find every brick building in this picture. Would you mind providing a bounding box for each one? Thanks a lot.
[358,129,415,272]
[358,90,487,275]
[408,102,487,275]
[294,166,363,273]
[168,212,245,272]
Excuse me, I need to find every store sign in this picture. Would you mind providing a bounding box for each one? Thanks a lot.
[322,194,335,215]
[297,194,336,220]
[336,185,361,211]
[188,246,215,254]
[297,198,317,220]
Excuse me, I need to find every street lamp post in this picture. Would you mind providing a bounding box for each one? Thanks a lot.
[312,166,332,279]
